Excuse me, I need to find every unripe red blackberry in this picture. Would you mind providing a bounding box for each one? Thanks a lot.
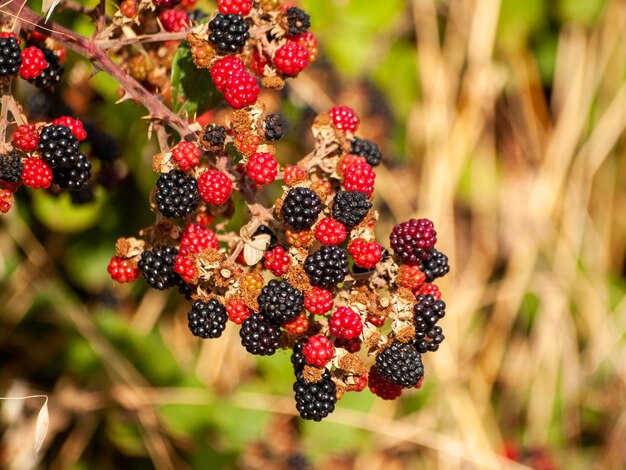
[334,337,361,353]
[389,218,437,265]
[368,366,402,400]
[350,137,382,167]
[414,282,441,300]
[155,170,200,218]
[160,9,189,32]
[174,250,197,284]
[293,369,337,421]
[283,6,311,36]
[180,223,219,252]
[138,245,180,290]
[218,0,252,15]
[302,334,334,367]
[187,299,228,339]
[172,141,201,171]
[0,151,24,184]
[51,116,87,141]
[292,31,318,62]
[375,340,424,387]
[329,106,359,133]
[19,46,47,80]
[0,36,22,77]
[281,187,322,230]
[0,189,14,214]
[152,0,182,8]
[258,279,304,326]
[419,248,450,282]
[12,124,39,152]
[247,152,278,184]
[348,238,382,269]
[304,286,333,315]
[283,165,306,185]
[107,256,140,283]
[283,311,308,335]
[314,217,347,245]
[263,113,284,141]
[240,313,281,355]
[226,297,253,324]
[331,190,372,228]
[210,56,246,92]
[274,40,309,76]
[343,160,375,195]
[396,265,426,291]
[223,70,260,108]
[328,307,362,339]
[208,13,250,53]
[304,245,349,288]
[198,169,232,205]
[21,158,52,189]
[263,246,290,276]
[202,123,227,151]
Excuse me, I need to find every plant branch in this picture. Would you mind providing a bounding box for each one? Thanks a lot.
[96,30,190,49]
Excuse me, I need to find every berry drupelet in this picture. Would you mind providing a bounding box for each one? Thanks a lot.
[375,340,424,387]
[107,256,140,283]
[293,370,337,421]
[0,151,24,184]
[304,245,349,288]
[263,113,284,141]
[208,13,250,53]
[13,124,39,152]
[413,325,445,353]
[283,7,311,36]
[350,137,382,167]
[38,125,80,168]
[138,245,180,290]
[257,279,304,326]
[332,190,372,228]
[187,299,228,339]
[304,286,334,315]
[282,187,322,231]
[202,123,227,151]
[0,36,22,77]
[413,294,446,331]
[34,47,63,90]
[51,152,92,190]
[155,169,200,218]
[240,313,281,355]
[291,341,306,372]
[419,248,450,282]
[389,218,437,265]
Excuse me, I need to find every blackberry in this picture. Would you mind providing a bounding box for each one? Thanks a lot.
[38,125,81,168]
[413,294,446,331]
[155,169,200,218]
[284,7,310,36]
[291,341,306,372]
[419,248,450,282]
[413,325,445,353]
[331,190,372,228]
[187,299,228,339]
[350,137,382,167]
[282,187,322,230]
[0,151,24,183]
[188,8,208,23]
[177,278,195,300]
[258,279,304,325]
[202,123,227,151]
[389,218,437,265]
[208,13,250,53]
[240,313,281,355]
[304,245,349,288]
[51,152,92,190]
[138,245,179,290]
[375,340,424,387]
[263,113,284,141]
[34,47,63,90]
[69,186,95,205]
[293,370,337,421]
[0,36,22,77]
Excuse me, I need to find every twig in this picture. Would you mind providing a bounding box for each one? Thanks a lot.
[0,81,12,152]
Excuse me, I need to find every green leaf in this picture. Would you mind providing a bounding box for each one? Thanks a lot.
[31,189,106,233]
[170,43,221,117]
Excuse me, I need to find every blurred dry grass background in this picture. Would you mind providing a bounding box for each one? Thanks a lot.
[2,0,626,469]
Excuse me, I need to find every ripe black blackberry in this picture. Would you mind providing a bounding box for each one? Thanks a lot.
[34,47,63,90]
[419,248,450,282]
[350,137,382,167]
[293,370,337,421]
[281,187,322,230]
[304,245,349,288]
[375,340,424,387]
[138,245,179,290]
[331,190,372,228]
[38,125,81,168]
[413,294,446,331]
[202,123,227,151]
[187,299,228,339]
[240,313,281,355]
[258,279,304,325]
[177,278,194,300]
[413,325,445,353]
[284,7,311,36]
[0,151,24,183]
[263,113,284,141]
[155,170,200,218]
[69,186,95,205]
[291,341,306,372]
[51,152,92,190]
[0,36,22,77]
[208,13,250,53]
[389,218,437,265]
